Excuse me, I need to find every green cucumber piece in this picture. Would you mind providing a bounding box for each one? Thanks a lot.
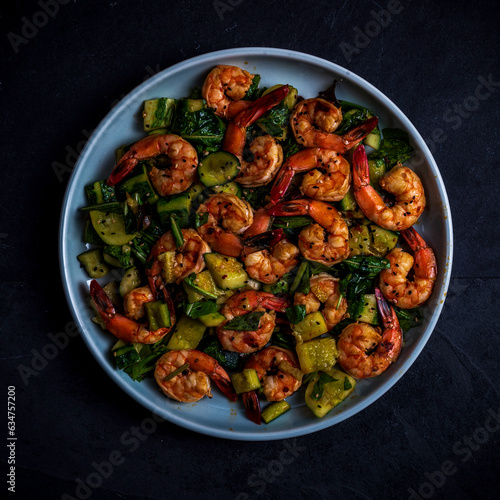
[197,311,226,327]
[156,182,204,228]
[85,180,117,204]
[370,225,399,257]
[89,210,136,246]
[231,369,261,394]
[261,401,291,423]
[77,249,110,278]
[166,314,206,350]
[142,98,176,132]
[144,301,171,330]
[119,267,142,297]
[198,151,240,188]
[204,252,249,290]
[349,224,373,256]
[211,181,242,197]
[117,164,158,204]
[351,293,379,325]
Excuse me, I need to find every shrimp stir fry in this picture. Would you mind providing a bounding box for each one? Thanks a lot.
[294,273,347,330]
[217,291,289,353]
[270,147,350,204]
[202,65,254,119]
[155,349,236,403]
[268,199,350,266]
[196,193,254,257]
[107,134,198,196]
[290,98,378,152]
[353,144,426,231]
[337,289,402,378]
[379,227,437,308]
[90,280,174,344]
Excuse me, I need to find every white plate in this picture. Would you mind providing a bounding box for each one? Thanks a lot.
[59,47,453,441]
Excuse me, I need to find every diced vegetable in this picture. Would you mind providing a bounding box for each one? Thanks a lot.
[143,98,176,131]
[156,182,204,228]
[119,266,142,297]
[103,244,132,269]
[204,252,249,290]
[89,209,136,246]
[166,314,206,350]
[211,181,242,197]
[231,369,261,394]
[144,301,171,330]
[197,311,226,327]
[257,84,298,140]
[296,338,338,374]
[112,340,141,369]
[183,300,218,319]
[183,270,224,302]
[198,151,240,188]
[351,294,379,325]
[85,180,117,205]
[116,164,158,204]
[370,225,399,257]
[199,336,244,371]
[261,401,291,423]
[305,368,356,417]
[157,251,177,284]
[77,249,109,278]
[349,224,373,256]
[292,311,329,341]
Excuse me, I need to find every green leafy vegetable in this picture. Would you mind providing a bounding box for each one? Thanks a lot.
[183,273,219,299]
[198,336,245,371]
[195,212,209,228]
[370,128,413,167]
[103,244,132,268]
[184,300,218,319]
[119,342,169,382]
[241,185,271,210]
[171,99,226,151]
[344,377,352,391]
[311,372,338,400]
[224,311,265,331]
[244,75,261,100]
[271,329,296,351]
[395,306,423,333]
[286,304,307,324]
[257,101,290,137]
[290,261,311,295]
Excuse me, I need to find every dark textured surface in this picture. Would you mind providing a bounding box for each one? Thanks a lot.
[1,0,499,498]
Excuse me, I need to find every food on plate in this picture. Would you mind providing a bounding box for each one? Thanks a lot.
[78,63,435,424]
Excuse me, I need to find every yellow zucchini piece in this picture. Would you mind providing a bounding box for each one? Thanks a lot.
[292,312,329,341]
[77,249,109,278]
[204,252,249,290]
[349,224,373,256]
[296,338,338,374]
[158,251,177,284]
[231,369,261,394]
[183,270,226,303]
[119,267,142,297]
[197,311,226,327]
[166,314,206,350]
[370,224,399,257]
[305,368,356,418]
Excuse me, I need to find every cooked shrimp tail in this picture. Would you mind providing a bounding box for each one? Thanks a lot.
[243,228,284,253]
[401,226,438,281]
[223,85,289,159]
[90,280,172,344]
[242,390,261,425]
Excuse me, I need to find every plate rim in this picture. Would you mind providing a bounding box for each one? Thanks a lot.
[59,47,453,441]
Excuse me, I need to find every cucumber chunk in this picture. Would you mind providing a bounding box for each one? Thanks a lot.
[156,182,204,228]
[77,249,109,278]
[261,401,291,423]
[144,301,171,330]
[211,181,242,197]
[231,368,261,394]
[204,252,249,290]
[363,114,381,150]
[292,312,329,341]
[166,315,206,350]
[368,158,387,186]
[198,152,240,188]
[349,224,373,256]
[352,294,379,325]
[89,210,136,246]
[183,270,226,303]
[305,368,356,418]
[119,267,142,297]
[197,311,226,327]
[370,225,399,257]
[116,164,158,204]
[142,98,176,132]
[85,180,117,204]
[296,338,338,374]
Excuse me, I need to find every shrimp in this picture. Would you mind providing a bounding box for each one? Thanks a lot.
[217,291,289,353]
[352,144,426,231]
[107,134,198,196]
[243,238,300,285]
[294,273,347,330]
[223,85,289,162]
[202,65,254,119]
[337,288,402,379]
[196,193,254,257]
[270,147,350,204]
[290,98,378,151]
[123,286,154,320]
[379,226,437,309]
[235,135,284,187]
[154,349,237,403]
[147,229,210,290]
[89,280,174,344]
[268,199,350,266]
[245,347,302,401]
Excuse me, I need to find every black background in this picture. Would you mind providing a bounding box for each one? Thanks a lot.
[1,0,500,499]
